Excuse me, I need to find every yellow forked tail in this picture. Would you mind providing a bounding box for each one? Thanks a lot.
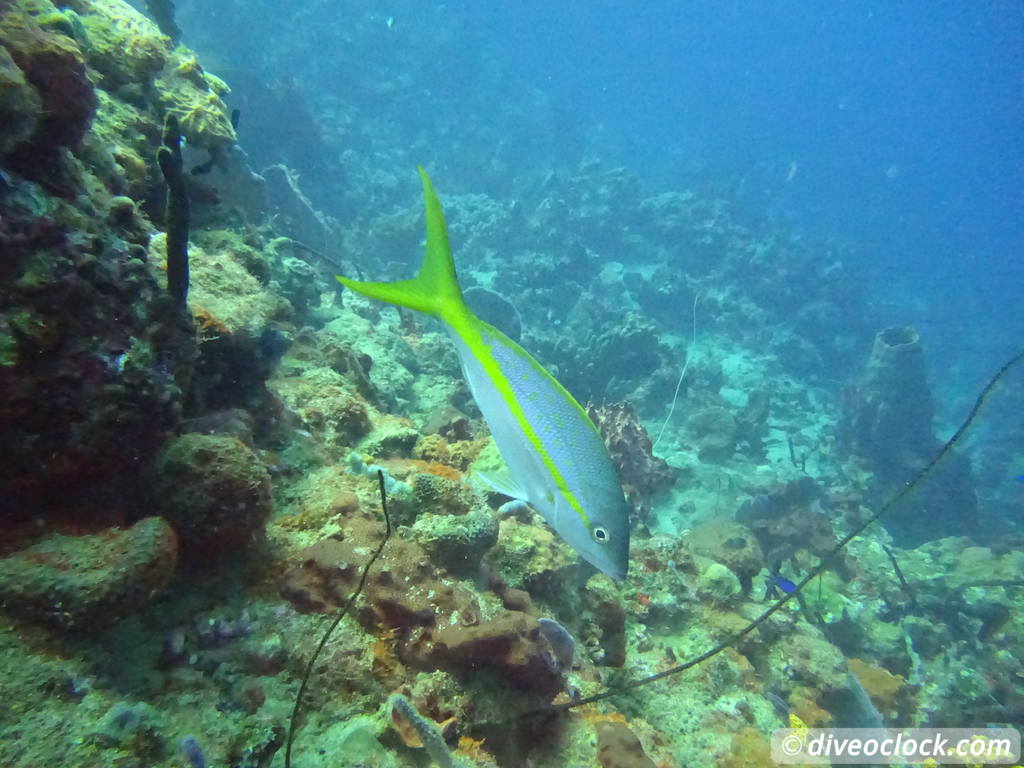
[336,167,469,325]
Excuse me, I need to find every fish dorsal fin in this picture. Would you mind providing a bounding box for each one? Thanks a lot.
[474,467,529,501]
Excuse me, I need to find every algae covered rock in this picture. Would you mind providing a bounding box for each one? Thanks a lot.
[92,700,166,757]
[279,516,563,697]
[408,611,563,697]
[155,47,236,151]
[485,517,577,591]
[75,0,167,90]
[596,720,657,768]
[410,470,472,517]
[768,632,849,696]
[0,178,193,517]
[584,573,627,666]
[687,405,738,462]
[279,520,470,625]
[148,233,291,338]
[688,520,764,593]
[0,0,200,516]
[0,517,178,630]
[0,45,41,154]
[153,433,272,557]
[149,232,293,415]
[410,506,499,575]
[0,3,97,151]
[697,561,742,604]
[270,366,373,450]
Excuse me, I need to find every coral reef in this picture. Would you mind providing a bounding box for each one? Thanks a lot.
[0,4,1016,766]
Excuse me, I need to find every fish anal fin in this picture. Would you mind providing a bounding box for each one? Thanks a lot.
[474,468,529,501]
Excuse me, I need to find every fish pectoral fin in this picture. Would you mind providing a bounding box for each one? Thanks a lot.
[497,499,533,517]
[474,468,530,501]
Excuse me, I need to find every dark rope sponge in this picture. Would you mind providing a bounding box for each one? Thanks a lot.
[157,114,190,307]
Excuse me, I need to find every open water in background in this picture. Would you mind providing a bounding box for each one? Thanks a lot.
[178,0,1023,426]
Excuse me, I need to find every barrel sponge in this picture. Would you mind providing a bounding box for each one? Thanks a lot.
[152,433,272,558]
[842,325,935,473]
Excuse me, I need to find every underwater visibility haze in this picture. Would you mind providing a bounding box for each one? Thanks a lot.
[0,1,1022,767]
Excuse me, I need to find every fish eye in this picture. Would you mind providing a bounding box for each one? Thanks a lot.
[592,525,610,544]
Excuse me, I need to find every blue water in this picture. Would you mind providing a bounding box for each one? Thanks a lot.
[491,1,1024,387]
[181,0,1022,404]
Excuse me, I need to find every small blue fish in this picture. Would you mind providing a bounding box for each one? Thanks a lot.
[765,572,798,600]
[180,736,206,768]
[770,575,798,593]
[537,617,576,672]
[765,691,790,721]
[1015,475,1024,482]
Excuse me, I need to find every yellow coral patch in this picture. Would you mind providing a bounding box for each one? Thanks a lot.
[848,657,908,715]
[788,685,833,727]
[717,727,773,768]
[371,626,403,681]
[456,735,490,762]
[193,306,229,336]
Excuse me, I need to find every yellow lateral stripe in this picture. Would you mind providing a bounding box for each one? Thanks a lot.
[508,326,603,438]
[443,305,591,528]
[340,168,592,529]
